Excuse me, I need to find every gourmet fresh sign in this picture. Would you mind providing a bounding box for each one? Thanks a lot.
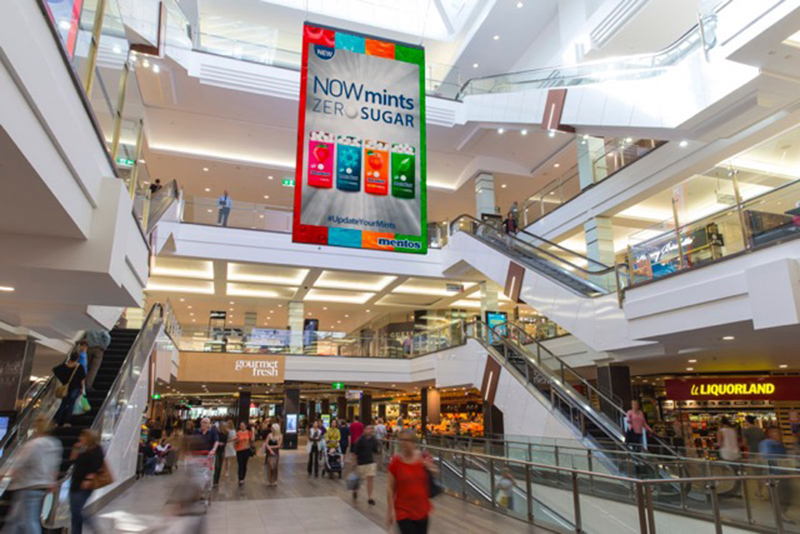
[665,377,800,401]
[178,353,285,384]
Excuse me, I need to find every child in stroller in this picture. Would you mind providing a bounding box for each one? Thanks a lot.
[322,446,344,478]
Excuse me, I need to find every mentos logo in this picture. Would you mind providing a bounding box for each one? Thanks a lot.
[314,45,335,60]
[377,238,422,250]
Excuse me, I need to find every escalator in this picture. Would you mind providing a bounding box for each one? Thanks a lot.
[0,304,166,530]
[134,180,180,235]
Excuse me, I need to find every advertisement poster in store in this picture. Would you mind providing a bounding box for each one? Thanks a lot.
[485,311,507,344]
[292,23,427,254]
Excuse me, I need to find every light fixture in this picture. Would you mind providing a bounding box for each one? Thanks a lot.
[230,301,234,305]
[688,359,697,363]
[493,35,500,41]
[625,137,633,143]
[268,175,274,180]
[179,298,185,302]
[516,1,523,7]
[780,364,789,369]
[345,314,349,318]
[263,195,269,199]
[679,140,689,148]
[548,131,556,138]
[521,129,528,136]
[366,309,371,313]
[722,336,735,341]
[207,209,212,213]
[323,307,328,310]
[0,286,15,292]
[686,367,694,371]
[497,128,505,134]
[203,167,209,172]
[142,59,150,68]
[472,63,479,69]
[152,64,160,74]
[204,187,211,192]
[554,163,560,168]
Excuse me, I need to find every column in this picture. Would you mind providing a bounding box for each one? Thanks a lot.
[420,387,441,434]
[347,405,356,421]
[479,281,498,321]
[307,400,316,424]
[244,311,257,328]
[378,403,387,421]
[577,135,608,190]
[584,216,615,290]
[337,396,347,419]
[236,391,252,426]
[596,364,632,420]
[359,393,373,425]
[0,339,35,412]
[283,388,300,449]
[475,173,496,220]
[288,301,304,354]
[321,399,330,416]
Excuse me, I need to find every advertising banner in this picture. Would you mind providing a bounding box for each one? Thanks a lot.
[293,24,427,254]
[178,353,285,384]
[665,377,800,401]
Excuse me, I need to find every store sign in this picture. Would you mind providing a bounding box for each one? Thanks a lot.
[209,311,227,320]
[665,377,800,401]
[292,24,427,254]
[332,382,345,390]
[346,390,363,400]
[178,353,285,384]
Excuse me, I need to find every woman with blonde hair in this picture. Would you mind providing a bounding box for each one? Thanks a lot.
[69,430,106,534]
[264,423,283,487]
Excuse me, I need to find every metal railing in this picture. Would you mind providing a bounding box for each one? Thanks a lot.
[383,441,800,533]
[180,196,293,233]
[133,180,180,235]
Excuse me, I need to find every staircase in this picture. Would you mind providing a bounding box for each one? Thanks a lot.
[52,328,140,474]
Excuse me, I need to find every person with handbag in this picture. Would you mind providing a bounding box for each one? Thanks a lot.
[263,423,282,487]
[386,429,437,534]
[234,422,253,486]
[307,420,322,477]
[2,416,61,534]
[69,430,110,534]
[52,353,86,427]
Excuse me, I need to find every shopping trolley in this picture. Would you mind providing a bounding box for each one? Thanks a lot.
[185,451,215,507]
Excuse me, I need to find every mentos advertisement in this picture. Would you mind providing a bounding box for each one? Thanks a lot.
[293,24,427,254]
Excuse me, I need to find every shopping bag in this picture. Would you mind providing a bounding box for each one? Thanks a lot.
[345,472,360,491]
[72,394,91,415]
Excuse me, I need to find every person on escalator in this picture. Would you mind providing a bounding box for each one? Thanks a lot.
[625,400,652,451]
[508,201,519,233]
[2,416,62,534]
[52,353,87,427]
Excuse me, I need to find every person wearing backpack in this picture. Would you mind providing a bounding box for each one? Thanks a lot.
[52,353,86,427]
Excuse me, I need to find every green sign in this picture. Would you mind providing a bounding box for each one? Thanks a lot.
[282,178,295,187]
[152,393,161,400]
[116,157,135,167]
[332,382,345,390]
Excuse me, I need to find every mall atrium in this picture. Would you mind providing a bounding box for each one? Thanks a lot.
[3,0,800,532]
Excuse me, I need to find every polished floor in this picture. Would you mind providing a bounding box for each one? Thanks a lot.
[98,447,545,533]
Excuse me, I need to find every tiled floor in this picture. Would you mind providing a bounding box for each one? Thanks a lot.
[98,447,545,533]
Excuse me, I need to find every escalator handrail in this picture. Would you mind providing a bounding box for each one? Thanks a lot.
[496,321,680,457]
[144,179,180,234]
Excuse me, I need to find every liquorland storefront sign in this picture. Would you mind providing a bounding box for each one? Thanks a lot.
[178,353,286,384]
[665,377,800,401]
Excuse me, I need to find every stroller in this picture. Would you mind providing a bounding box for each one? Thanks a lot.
[322,446,344,479]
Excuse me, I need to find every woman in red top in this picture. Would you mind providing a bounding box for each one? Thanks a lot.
[387,429,435,534]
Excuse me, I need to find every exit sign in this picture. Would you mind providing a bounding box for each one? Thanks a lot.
[117,157,135,167]
[282,178,295,187]
[332,382,345,390]
[152,393,161,400]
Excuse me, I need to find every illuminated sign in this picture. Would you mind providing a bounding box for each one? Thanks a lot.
[282,179,295,187]
[178,353,286,384]
[332,382,345,390]
[116,157,135,167]
[292,23,427,254]
[665,377,800,401]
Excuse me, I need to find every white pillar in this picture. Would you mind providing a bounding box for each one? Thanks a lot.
[288,301,304,354]
[577,136,608,190]
[475,173,496,220]
[584,216,615,290]
[479,281,498,319]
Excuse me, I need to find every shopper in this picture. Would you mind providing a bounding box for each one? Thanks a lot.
[217,190,232,227]
[387,429,435,534]
[349,416,364,453]
[213,422,229,486]
[84,329,111,389]
[149,179,162,195]
[69,430,105,534]
[3,416,61,534]
[339,419,351,456]
[625,400,651,450]
[718,417,742,461]
[760,427,791,519]
[52,353,86,427]
[307,420,323,477]
[141,440,157,476]
[509,201,519,232]
[375,418,388,450]
[235,422,253,486]
[325,419,341,451]
[76,341,89,374]
[224,420,237,479]
[264,423,283,487]
[353,425,380,505]
[496,469,516,510]
[742,416,766,458]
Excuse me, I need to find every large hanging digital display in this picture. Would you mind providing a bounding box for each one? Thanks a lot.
[292,24,427,254]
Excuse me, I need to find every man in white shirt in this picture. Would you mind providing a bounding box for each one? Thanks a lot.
[217,191,232,227]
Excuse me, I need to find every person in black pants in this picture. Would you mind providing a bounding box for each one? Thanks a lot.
[213,421,229,486]
[234,422,252,486]
[53,354,86,427]
[339,419,350,456]
[307,420,322,477]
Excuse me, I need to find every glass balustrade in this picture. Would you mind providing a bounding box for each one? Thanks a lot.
[181,196,293,233]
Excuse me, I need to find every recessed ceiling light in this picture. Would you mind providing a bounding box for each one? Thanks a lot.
[204,187,211,192]
[366,309,371,313]
[308,312,312,316]
[686,367,694,371]
[203,167,209,172]
[230,301,234,305]
[722,336,735,341]
[493,35,500,41]
[548,131,556,138]
[263,195,269,199]
[688,359,697,363]
[679,140,689,148]
[780,364,788,369]
[554,163,560,168]
[497,128,505,134]
[152,64,160,74]
[207,209,212,213]
[323,307,328,310]
[521,129,528,136]
[142,59,150,68]
[501,184,507,188]
[345,314,349,318]
[472,63,479,68]
[0,286,15,292]
[180,298,185,302]
[268,175,274,180]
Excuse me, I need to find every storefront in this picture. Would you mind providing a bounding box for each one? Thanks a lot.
[655,376,800,451]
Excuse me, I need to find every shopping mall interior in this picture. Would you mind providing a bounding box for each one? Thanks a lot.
[4,0,800,532]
